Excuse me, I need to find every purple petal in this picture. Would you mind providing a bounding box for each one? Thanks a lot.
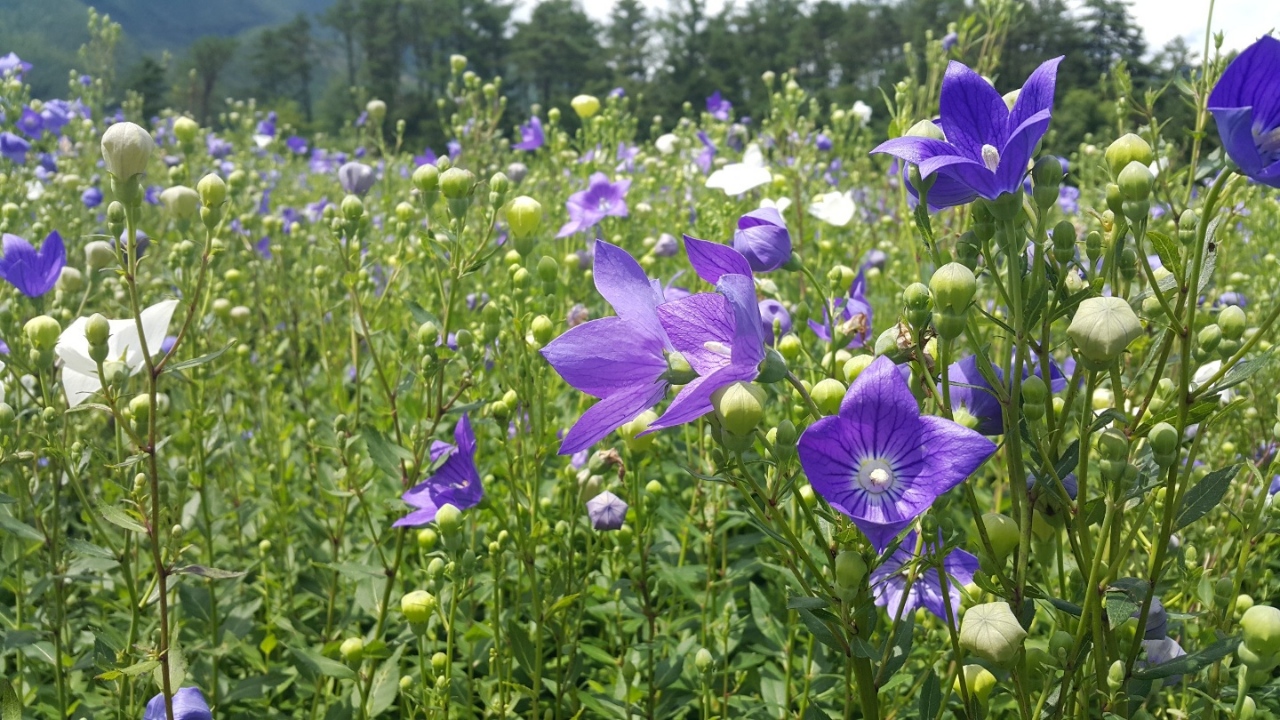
[938,60,1009,160]
[716,273,766,368]
[541,317,668,397]
[684,235,753,285]
[592,240,667,344]
[656,292,736,376]
[1007,57,1063,135]
[560,381,667,454]
[647,364,755,432]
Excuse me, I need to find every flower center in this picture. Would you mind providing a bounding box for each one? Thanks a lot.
[1255,123,1280,159]
[857,458,896,495]
[703,341,733,357]
[981,144,1001,172]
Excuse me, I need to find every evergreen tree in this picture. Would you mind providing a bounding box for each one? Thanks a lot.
[511,0,605,109]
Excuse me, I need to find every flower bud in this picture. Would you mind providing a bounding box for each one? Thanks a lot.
[1105,134,1154,178]
[1178,209,1197,246]
[366,99,387,123]
[440,167,475,200]
[172,116,199,145]
[1067,297,1143,370]
[531,315,555,345]
[955,665,996,705]
[340,637,364,663]
[85,313,110,347]
[811,378,846,416]
[57,266,84,294]
[711,381,766,436]
[904,119,945,141]
[507,196,543,240]
[772,419,797,447]
[1220,305,1246,341]
[341,194,364,221]
[160,186,199,220]
[834,550,867,590]
[401,590,438,626]
[571,95,601,119]
[84,240,115,271]
[959,601,1028,666]
[1097,428,1129,461]
[197,173,227,209]
[1118,161,1154,202]
[982,512,1019,562]
[843,354,874,383]
[1241,605,1280,656]
[930,263,976,314]
[24,315,60,350]
[1107,659,1125,691]
[436,503,462,533]
[413,164,440,196]
[694,647,713,671]
[101,122,156,180]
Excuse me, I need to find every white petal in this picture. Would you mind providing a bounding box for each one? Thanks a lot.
[706,163,772,196]
[808,191,856,227]
[55,317,98,375]
[61,366,102,408]
[742,143,765,168]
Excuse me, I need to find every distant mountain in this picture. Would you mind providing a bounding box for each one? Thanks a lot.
[0,0,335,97]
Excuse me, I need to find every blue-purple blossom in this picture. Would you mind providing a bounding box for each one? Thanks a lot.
[759,299,791,344]
[1208,36,1280,188]
[873,57,1063,206]
[696,131,717,174]
[256,112,277,138]
[871,532,978,621]
[394,415,483,527]
[816,133,833,151]
[513,116,544,151]
[941,31,958,51]
[206,134,233,159]
[82,187,103,208]
[609,87,625,99]
[808,267,873,347]
[0,132,30,164]
[0,53,31,77]
[706,91,733,122]
[556,173,630,238]
[143,687,212,720]
[542,240,671,453]
[616,142,639,173]
[0,231,65,298]
[16,108,43,138]
[285,135,308,154]
[946,355,1003,435]
[797,355,996,550]
[1057,185,1080,214]
[733,207,791,273]
[338,161,376,196]
[653,233,680,257]
[586,491,628,530]
[448,140,462,159]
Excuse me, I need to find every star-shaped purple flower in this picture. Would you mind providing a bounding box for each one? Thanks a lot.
[797,355,996,550]
[586,491,628,530]
[733,207,791,273]
[513,116,544,151]
[1208,36,1280,188]
[0,231,65,298]
[542,240,671,454]
[706,91,733,122]
[808,267,873,347]
[394,414,483,527]
[871,531,978,622]
[556,172,630,238]
[16,107,43,138]
[144,687,213,720]
[873,56,1063,205]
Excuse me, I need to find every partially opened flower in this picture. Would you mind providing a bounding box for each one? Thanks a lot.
[394,415,482,527]
[872,57,1063,203]
[706,144,771,196]
[706,91,733,121]
[759,299,791,344]
[946,355,1004,435]
[733,207,791,272]
[55,299,178,407]
[338,161,376,196]
[144,687,212,720]
[541,240,671,453]
[0,231,65,298]
[586,491,628,530]
[0,132,29,164]
[808,267,872,347]
[808,190,856,227]
[871,531,978,622]
[512,116,544,151]
[556,173,630,238]
[797,355,996,550]
[695,131,716,174]
[0,52,32,78]
[1208,36,1280,187]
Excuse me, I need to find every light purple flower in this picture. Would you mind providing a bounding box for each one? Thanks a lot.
[0,53,31,77]
[797,355,996,550]
[16,108,43,138]
[941,32,958,51]
[82,187,103,208]
[1208,36,1280,188]
[759,299,791,344]
[873,57,1063,206]
[707,91,733,122]
[653,233,680,257]
[946,356,1004,435]
[733,207,791,273]
[143,687,212,720]
[394,415,483,527]
[816,133,833,151]
[285,135,308,154]
[338,161,376,196]
[206,133,233,159]
[541,240,671,454]
[556,173,630,238]
[586,491,628,530]
[1057,185,1080,214]
[448,140,462,159]
[696,131,716,174]
[871,531,978,621]
[0,231,65,298]
[415,147,438,167]
[808,267,873,347]
[616,142,639,173]
[513,116,544,151]
[0,132,30,164]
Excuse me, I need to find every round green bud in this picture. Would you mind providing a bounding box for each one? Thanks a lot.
[645,479,664,496]
[1022,375,1048,405]
[1049,631,1074,665]
[1199,323,1223,353]
[1098,428,1129,461]
[85,240,116,271]
[1107,659,1125,691]
[1148,422,1178,456]
[711,381,766,436]
[366,98,387,122]
[1178,209,1198,246]
[834,550,867,590]
[959,601,1027,666]
[172,116,199,144]
[531,315,555,345]
[440,168,475,200]
[982,512,1020,562]
[956,665,996,705]
[417,322,440,347]
[435,503,462,533]
[1105,133,1154,178]
[1219,305,1246,341]
[902,282,932,311]
[536,255,558,283]
[1118,161,1154,202]
[84,313,110,347]
[412,164,440,195]
[904,118,946,141]
[930,262,977,314]
[1241,605,1280,656]
[571,95,601,119]
[773,419,797,447]
[1239,595,1256,613]
[101,121,156,180]
[339,637,365,663]
[431,651,448,674]
[1052,220,1076,251]
[401,590,438,625]
[24,315,61,350]
[1241,696,1257,720]
[57,266,84,294]
[694,647,713,671]
[778,333,802,361]
[489,172,510,196]
[1238,642,1279,671]
[1067,297,1143,369]
[843,355,874,384]
[811,378,846,416]
[128,394,151,419]
[160,185,199,220]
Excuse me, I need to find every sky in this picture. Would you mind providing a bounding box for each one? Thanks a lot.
[573,0,1274,55]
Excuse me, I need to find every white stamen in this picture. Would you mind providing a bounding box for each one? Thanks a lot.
[857,458,896,495]
[981,144,1001,172]
[1255,124,1280,155]
[703,341,733,357]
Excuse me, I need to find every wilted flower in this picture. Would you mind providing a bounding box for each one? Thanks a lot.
[55,299,178,407]
[1208,36,1280,188]
[797,355,996,550]
[338,161,377,196]
[706,91,733,121]
[733,207,791,272]
[0,231,66,298]
[512,116,544,151]
[556,173,630,238]
[394,415,483,527]
[871,531,978,622]
[706,144,771,196]
[143,687,212,720]
[586,491,628,530]
[541,241,671,453]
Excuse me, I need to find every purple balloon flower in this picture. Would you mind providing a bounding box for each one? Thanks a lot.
[394,414,483,527]
[338,161,376,196]
[586,491,628,530]
[946,355,1004,435]
[816,133,833,151]
[285,135,308,154]
[646,238,764,433]
[941,31,958,51]
[415,147,438,167]
[808,267,873,347]
[512,116,544,151]
[0,231,65,298]
[16,107,43,138]
[1208,36,1280,187]
[733,207,791,273]
[206,133,233,159]
[871,532,978,621]
[82,187,103,208]
[873,56,1063,206]
[0,52,32,77]
[695,131,716,174]
[706,91,733,122]
[556,172,630,238]
[541,240,671,454]
[0,132,30,164]
[143,687,212,720]
[759,299,791,344]
[447,139,462,159]
[797,355,996,550]
[653,233,680,257]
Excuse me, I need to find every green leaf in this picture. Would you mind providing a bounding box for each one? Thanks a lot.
[1132,636,1239,680]
[796,608,844,652]
[1212,347,1277,393]
[368,646,403,717]
[360,427,412,481]
[918,670,940,720]
[289,646,356,681]
[507,619,537,672]
[174,565,247,580]
[1105,592,1140,630]
[786,596,829,610]
[1176,465,1240,531]
[0,679,20,720]
[1146,231,1182,283]
[0,511,43,543]
[879,608,913,680]
[163,340,235,374]
[97,502,147,534]
[67,538,115,559]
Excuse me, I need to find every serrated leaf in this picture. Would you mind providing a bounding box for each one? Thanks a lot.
[0,511,43,542]
[67,538,115,559]
[97,502,147,534]
[1105,592,1140,630]
[1175,464,1240,531]
[1213,348,1277,393]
